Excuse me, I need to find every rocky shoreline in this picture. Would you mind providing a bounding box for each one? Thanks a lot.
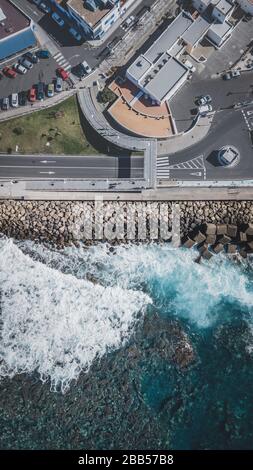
[0,200,253,258]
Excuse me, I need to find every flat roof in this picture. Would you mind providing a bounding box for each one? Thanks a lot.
[145,12,193,63]
[209,20,232,37]
[127,55,152,82]
[182,15,210,46]
[140,55,188,102]
[215,0,234,14]
[67,0,113,28]
[0,0,30,41]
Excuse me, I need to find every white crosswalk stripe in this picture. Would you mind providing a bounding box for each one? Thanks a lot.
[157,155,206,179]
[53,52,72,71]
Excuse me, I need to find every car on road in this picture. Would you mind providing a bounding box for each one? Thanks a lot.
[1,97,10,110]
[71,63,85,78]
[11,93,19,108]
[13,63,27,74]
[3,66,17,78]
[196,95,212,106]
[122,15,135,30]
[52,12,64,27]
[57,67,69,80]
[0,71,3,80]
[32,0,41,4]
[20,57,33,70]
[36,49,50,59]
[28,87,36,102]
[69,27,82,41]
[37,82,45,100]
[39,2,51,13]
[18,91,28,106]
[81,60,92,74]
[25,51,39,64]
[47,83,54,97]
[55,77,63,92]
[231,70,241,78]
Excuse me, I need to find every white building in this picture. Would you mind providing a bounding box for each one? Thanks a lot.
[67,0,121,39]
[236,0,253,15]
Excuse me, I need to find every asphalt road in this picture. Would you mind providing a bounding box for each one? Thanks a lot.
[170,72,253,133]
[0,155,144,179]
[157,104,253,182]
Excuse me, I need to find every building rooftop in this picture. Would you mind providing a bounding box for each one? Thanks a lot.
[67,0,113,28]
[140,54,188,103]
[214,0,234,14]
[182,15,210,47]
[144,12,193,63]
[0,0,30,41]
[209,19,232,37]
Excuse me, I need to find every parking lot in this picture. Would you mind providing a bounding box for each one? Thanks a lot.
[170,71,253,133]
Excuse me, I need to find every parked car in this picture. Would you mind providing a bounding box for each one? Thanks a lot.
[55,77,63,92]
[11,93,19,108]
[20,57,33,70]
[71,64,86,78]
[13,63,27,74]
[52,12,64,27]
[1,97,10,110]
[25,51,39,64]
[39,2,51,13]
[57,67,69,81]
[69,27,82,41]
[0,71,3,80]
[47,83,54,97]
[81,60,92,74]
[32,0,41,5]
[231,70,241,78]
[18,91,28,106]
[36,82,45,100]
[3,66,17,78]
[28,87,36,102]
[198,104,213,115]
[197,94,212,105]
[36,49,50,59]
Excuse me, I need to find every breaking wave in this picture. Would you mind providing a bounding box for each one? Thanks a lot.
[0,238,151,393]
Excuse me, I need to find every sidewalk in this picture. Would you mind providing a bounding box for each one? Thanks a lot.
[157,113,215,156]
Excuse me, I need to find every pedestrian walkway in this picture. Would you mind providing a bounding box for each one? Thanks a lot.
[52,52,72,72]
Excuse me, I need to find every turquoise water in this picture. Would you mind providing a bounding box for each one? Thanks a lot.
[0,238,253,449]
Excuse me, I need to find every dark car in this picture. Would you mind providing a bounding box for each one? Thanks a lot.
[25,51,39,64]
[1,97,9,110]
[71,64,86,78]
[37,82,45,100]
[36,49,50,59]
[18,91,28,106]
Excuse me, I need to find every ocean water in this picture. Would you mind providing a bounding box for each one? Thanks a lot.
[0,237,253,449]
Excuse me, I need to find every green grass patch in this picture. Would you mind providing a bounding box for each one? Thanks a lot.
[0,96,100,155]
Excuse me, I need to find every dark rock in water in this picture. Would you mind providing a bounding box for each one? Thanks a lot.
[206,234,216,245]
[183,238,195,248]
[239,247,247,259]
[219,235,231,245]
[212,243,224,254]
[240,232,247,242]
[205,223,216,235]
[246,223,253,236]
[227,225,237,238]
[202,249,213,260]
[194,231,206,244]
[198,243,208,255]
[194,255,202,264]
[217,224,227,236]
[227,244,237,254]
[247,241,253,253]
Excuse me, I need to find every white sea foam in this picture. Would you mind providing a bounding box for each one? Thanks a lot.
[0,239,152,392]
[17,241,253,328]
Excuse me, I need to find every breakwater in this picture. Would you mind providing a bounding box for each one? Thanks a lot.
[0,200,253,258]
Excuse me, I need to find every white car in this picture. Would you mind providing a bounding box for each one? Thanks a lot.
[81,60,92,74]
[13,63,27,74]
[198,104,212,115]
[52,12,64,27]
[11,93,19,108]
